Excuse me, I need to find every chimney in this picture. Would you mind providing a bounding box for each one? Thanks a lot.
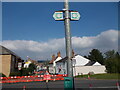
[52,54,56,60]
[72,49,75,58]
[57,51,61,57]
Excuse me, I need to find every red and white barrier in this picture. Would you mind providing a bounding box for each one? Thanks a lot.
[0,74,67,83]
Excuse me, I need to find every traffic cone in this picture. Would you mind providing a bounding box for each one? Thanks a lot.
[116,82,120,90]
[23,85,26,90]
[53,78,56,81]
[88,75,90,79]
[89,84,92,88]
[46,79,48,83]
[45,71,50,83]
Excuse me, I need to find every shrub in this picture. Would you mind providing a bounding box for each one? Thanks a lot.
[0,73,6,77]
[9,72,21,76]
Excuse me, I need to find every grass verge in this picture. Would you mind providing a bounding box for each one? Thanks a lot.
[75,73,120,79]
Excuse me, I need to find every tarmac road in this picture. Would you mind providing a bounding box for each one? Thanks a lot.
[1,78,119,90]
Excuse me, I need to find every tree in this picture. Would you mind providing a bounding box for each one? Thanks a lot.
[28,63,36,74]
[20,63,36,76]
[104,50,116,59]
[104,50,120,73]
[87,49,104,65]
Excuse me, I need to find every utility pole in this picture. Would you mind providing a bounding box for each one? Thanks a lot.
[64,0,73,78]
[53,0,80,89]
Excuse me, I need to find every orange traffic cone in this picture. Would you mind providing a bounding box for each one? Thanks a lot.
[23,85,26,90]
[89,84,92,88]
[116,82,120,90]
[88,75,90,79]
[45,71,50,83]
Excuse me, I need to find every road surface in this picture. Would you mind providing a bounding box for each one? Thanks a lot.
[1,78,119,90]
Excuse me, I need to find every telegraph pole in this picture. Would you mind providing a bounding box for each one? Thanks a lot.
[53,0,80,89]
[64,0,73,78]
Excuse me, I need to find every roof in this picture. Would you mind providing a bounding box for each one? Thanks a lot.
[49,56,62,64]
[93,62,101,66]
[85,61,101,66]
[73,55,90,66]
[85,61,96,66]
[56,57,67,63]
[56,54,102,66]
[49,54,56,64]
[0,45,21,59]
[49,57,56,64]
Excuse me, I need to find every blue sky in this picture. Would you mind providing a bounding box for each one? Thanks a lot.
[2,2,118,41]
[1,2,119,60]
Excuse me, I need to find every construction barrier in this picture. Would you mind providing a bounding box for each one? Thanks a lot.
[0,74,67,83]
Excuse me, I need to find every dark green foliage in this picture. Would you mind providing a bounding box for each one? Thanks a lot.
[9,72,21,76]
[104,50,116,59]
[27,63,36,74]
[20,63,36,76]
[0,73,6,77]
[104,50,120,73]
[87,49,104,65]
[20,68,29,76]
[86,49,120,73]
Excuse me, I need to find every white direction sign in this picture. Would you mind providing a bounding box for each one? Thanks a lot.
[53,11,64,21]
[70,11,80,20]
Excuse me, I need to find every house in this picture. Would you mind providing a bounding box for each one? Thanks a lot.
[55,51,106,76]
[0,45,23,77]
[49,52,62,74]
[23,60,32,68]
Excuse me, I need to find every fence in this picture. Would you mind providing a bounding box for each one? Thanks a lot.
[0,74,67,83]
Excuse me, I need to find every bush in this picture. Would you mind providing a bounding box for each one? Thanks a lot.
[20,68,29,76]
[0,73,6,77]
[9,72,21,76]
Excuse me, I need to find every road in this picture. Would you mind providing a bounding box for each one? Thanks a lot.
[1,78,119,90]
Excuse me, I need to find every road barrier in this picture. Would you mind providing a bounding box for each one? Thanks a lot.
[0,74,67,83]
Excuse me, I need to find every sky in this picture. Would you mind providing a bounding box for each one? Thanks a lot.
[1,2,119,60]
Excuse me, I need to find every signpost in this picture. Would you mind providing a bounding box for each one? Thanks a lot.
[70,11,80,21]
[53,11,80,21]
[18,62,22,70]
[53,0,80,89]
[53,11,64,21]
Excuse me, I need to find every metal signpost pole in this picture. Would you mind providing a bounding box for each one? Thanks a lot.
[64,0,74,89]
[64,0,73,78]
[53,0,80,89]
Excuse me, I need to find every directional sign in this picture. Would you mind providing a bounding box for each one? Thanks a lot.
[53,11,64,21]
[70,11,80,21]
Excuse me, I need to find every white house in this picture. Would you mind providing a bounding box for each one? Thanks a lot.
[24,60,32,68]
[55,52,106,76]
[49,52,62,74]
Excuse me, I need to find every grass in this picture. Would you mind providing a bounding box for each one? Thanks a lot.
[76,73,120,79]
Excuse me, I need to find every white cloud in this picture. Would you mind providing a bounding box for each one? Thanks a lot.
[1,29,118,60]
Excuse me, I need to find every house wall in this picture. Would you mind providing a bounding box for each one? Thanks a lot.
[0,55,11,77]
[74,66,106,76]
[56,61,106,76]
[56,62,66,74]
[49,66,55,74]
